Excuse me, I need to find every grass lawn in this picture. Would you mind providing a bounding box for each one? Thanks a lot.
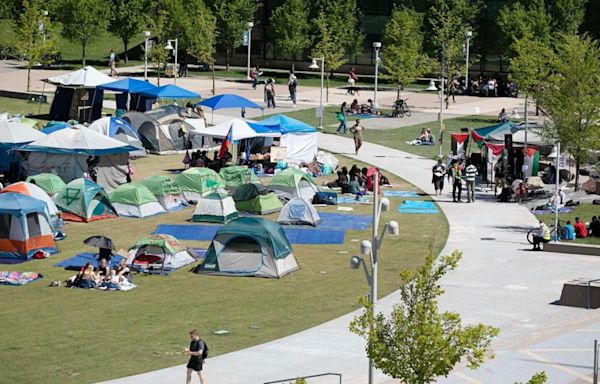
[0,153,448,383]
[277,106,499,158]
[536,204,600,246]
[0,96,50,118]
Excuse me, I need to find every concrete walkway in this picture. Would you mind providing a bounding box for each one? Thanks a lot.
[98,133,600,384]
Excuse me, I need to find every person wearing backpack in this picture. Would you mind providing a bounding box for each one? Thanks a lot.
[185,330,208,384]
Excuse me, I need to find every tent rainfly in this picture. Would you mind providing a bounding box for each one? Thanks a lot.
[87,117,146,157]
[141,175,185,211]
[109,183,165,218]
[55,178,118,222]
[25,173,66,200]
[175,168,225,203]
[219,165,258,190]
[232,182,283,215]
[269,168,319,202]
[192,190,239,223]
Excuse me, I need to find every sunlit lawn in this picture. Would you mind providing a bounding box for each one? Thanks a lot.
[536,204,600,246]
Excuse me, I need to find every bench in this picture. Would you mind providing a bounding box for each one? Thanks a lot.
[544,242,600,256]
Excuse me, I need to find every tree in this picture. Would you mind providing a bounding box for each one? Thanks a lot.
[516,372,547,384]
[535,34,600,191]
[56,0,113,66]
[209,0,260,70]
[110,0,146,63]
[148,9,169,85]
[550,0,588,35]
[269,0,310,71]
[310,11,346,102]
[13,0,59,92]
[350,251,499,384]
[381,7,427,98]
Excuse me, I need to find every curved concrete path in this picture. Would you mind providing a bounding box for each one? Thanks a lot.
[99,133,600,384]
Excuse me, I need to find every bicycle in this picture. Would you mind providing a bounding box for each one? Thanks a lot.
[392,98,411,118]
[527,220,564,244]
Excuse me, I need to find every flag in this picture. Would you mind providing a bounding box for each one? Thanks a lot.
[218,126,233,159]
[451,133,469,157]
[485,143,505,182]
[523,147,539,177]
[471,129,485,149]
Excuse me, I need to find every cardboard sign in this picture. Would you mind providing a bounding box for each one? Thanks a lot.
[270,146,287,162]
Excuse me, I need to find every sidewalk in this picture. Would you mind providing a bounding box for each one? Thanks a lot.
[99,134,600,384]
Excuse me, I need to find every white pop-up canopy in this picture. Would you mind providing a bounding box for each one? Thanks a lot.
[0,119,46,144]
[46,66,113,88]
[189,119,258,141]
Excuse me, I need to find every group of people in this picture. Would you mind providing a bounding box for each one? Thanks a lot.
[431,158,478,202]
[183,149,232,172]
[249,68,299,109]
[327,165,390,195]
[561,217,600,240]
[65,257,131,290]
[407,128,435,146]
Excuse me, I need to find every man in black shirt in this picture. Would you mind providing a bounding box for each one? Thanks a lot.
[185,330,206,384]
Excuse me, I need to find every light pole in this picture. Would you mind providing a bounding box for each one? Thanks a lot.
[246,22,254,80]
[39,10,48,47]
[438,43,446,158]
[373,42,381,114]
[465,31,472,93]
[309,57,325,130]
[164,38,178,84]
[554,141,560,241]
[350,174,399,384]
[143,31,151,81]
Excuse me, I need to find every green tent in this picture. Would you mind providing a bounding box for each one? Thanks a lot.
[232,183,283,215]
[219,166,258,189]
[109,183,165,218]
[194,217,298,278]
[128,234,196,272]
[192,191,239,223]
[141,175,184,211]
[175,168,225,202]
[269,168,319,201]
[26,173,66,197]
[55,178,118,222]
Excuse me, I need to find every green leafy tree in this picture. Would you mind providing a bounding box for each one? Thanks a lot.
[550,0,588,35]
[148,9,169,85]
[110,0,146,63]
[269,0,310,71]
[535,34,600,191]
[516,372,547,384]
[56,0,113,66]
[350,251,499,384]
[209,0,260,70]
[381,7,427,98]
[311,11,346,102]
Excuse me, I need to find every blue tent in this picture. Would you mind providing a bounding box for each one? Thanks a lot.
[97,78,157,93]
[196,94,262,110]
[249,114,316,134]
[41,121,72,135]
[139,84,200,99]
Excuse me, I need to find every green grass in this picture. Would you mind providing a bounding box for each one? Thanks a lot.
[0,96,115,124]
[277,107,499,158]
[0,153,448,383]
[536,204,600,245]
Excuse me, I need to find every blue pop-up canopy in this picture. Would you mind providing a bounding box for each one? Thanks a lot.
[97,78,157,93]
[196,94,262,110]
[139,84,200,99]
[249,114,316,134]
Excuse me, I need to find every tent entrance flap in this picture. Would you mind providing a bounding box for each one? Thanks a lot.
[217,236,264,273]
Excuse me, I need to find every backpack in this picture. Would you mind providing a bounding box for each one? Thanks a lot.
[200,340,209,359]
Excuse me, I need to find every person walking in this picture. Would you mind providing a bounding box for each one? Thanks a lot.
[350,119,365,155]
[347,67,357,95]
[452,160,463,202]
[109,49,118,77]
[250,66,262,90]
[432,158,446,196]
[264,79,276,108]
[288,71,297,107]
[185,330,206,384]
[336,102,347,134]
[464,160,478,202]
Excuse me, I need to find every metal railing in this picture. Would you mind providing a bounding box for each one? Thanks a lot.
[587,278,600,309]
[263,372,342,384]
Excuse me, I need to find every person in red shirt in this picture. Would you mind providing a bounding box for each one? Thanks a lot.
[574,217,588,238]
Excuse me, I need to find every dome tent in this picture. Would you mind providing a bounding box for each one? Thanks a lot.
[0,181,59,217]
[141,175,184,211]
[127,234,196,274]
[55,178,118,222]
[25,173,66,200]
[193,217,298,278]
[192,191,239,224]
[277,197,321,226]
[109,183,165,218]
[219,165,258,190]
[87,116,146,157]
[232,183,282,215]
[269,168,319,202]
[175,168,225,203]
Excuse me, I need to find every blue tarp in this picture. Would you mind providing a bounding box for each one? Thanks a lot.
[98,78,158,93]
[397,200,440,214]
[318,212,372,230]
[383,190,419,198]
[139,84,199,99]
[41,121,71,134]
[54,253,125,270]
[249,114,316,134]
[196,94,262,110]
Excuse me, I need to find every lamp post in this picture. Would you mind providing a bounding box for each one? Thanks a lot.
[164,38,178,84]
[373,42,381,113]
[309,57,325,130]
[350,174,399,384]
[554,141,560,241]
[39,10,48,47]
[438,43,446,158]
[143,31,151,81]
[246,22,254,80]
[465,31,472,93]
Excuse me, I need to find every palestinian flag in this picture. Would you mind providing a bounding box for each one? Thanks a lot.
[485,143,505,182]
[471,129,485,149]
[451,132,470,156]
[523,147,539,177]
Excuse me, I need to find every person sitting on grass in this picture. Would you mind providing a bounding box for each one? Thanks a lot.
[532,220,551,251]
[78,263,99,289]
[590,216,600,237]
[574,217,588,238]
[562,220,576,241]
[112,259,131,283]
[327,171,346,189]
[348,175,361,195]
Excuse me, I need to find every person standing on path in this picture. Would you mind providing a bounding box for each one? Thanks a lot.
[464,160,478,202]
[452,160,463,202]
[288,71,297,107]
[109,50,118,77]
[185,330,206,384]
[349,119,365,155]
[432,158,446,196]
[264,79,276,108]
[336,102,347,134]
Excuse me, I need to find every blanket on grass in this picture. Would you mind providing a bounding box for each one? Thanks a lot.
[0,271,43,286]
[398,200,440,214]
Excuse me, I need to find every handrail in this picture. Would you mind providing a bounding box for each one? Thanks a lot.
[263,372,342,384]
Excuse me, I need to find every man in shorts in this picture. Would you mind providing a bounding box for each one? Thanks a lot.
[185,330,206,384]
[432,158,445,196]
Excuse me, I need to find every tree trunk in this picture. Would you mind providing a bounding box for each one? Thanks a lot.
[27,64,31,93]
[212,59,216,95]
[397,85,401,100]
[157,61,161,86]
[326,73,330,103]
[123,38,129,63]
[291,60,295,72]
[82,40,86,67]
[226,47,230,71]
[574,155,580,192]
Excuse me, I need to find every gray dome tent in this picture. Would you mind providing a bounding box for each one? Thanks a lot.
[277,198,321,226]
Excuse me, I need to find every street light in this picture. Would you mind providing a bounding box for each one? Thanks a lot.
[309,57,325,130]
[350,174,399,384]
[464,31,472,93]
[246,22,254,80]
[373,42,382,113]
[438,43,446,158]
[553,141,561,241]
[143,31,151,81]
[164,38,178,84]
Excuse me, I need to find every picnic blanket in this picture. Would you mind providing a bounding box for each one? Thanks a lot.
[0,271,43,286]
[531,207,573,215]
[383,190,419,198]
[153,224,345,244]
[54,253,125,270]
[337,195,371,204]
[318,212,371,230]
[398,200,440,214]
